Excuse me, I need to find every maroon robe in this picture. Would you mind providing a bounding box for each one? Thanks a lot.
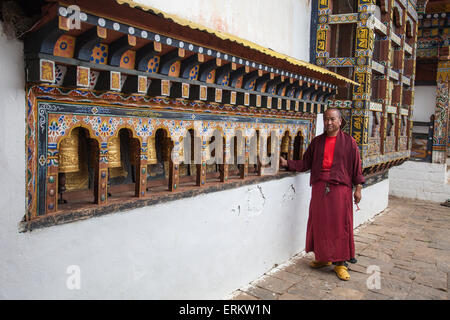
[287,130,365,262]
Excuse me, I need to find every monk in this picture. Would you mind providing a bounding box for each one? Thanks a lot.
[280,108,364,281]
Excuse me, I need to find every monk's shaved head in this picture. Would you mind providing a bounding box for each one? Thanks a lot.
[323,108,342,136]
[324,108,342,120]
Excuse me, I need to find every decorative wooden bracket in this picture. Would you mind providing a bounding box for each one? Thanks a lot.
[242,70,259,90]
[108,35,136,67]
[159,48,184,75]
[136,42,158,72]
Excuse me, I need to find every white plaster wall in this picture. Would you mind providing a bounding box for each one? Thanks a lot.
[315,113,324,136]
[389,161,450,203]
[413,86,436,122]
[353,179,390,228]
[1,173,313,299]
[132,0,312,62]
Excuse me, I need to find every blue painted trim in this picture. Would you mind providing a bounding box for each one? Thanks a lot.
[310,0,319,64]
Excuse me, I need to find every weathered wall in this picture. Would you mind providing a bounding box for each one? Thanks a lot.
[131,0,312,62]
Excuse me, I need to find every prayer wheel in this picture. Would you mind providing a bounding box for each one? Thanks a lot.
[108,136,122,168]
[147,136,158,164]
[58,128,81,204]
[59,129,80,174]
[281,135,290,154]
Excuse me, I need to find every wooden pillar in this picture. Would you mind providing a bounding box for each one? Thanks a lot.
[95,143,108,205]
[168,139,179,191]
[220,136,229,182]
[288,137,294,161]
[46,144,59,214]
[240,137,248,179]
[197,137,207,186]
[432,55,450,164]
[258,134,267,176]
[315,0,331,68]
[350,0,375,158]
[135,140,148,197]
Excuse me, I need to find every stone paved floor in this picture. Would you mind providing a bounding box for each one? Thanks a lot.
[229,196,450,300]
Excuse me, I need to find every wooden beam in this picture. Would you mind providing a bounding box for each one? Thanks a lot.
[75,27,103,62]
[159,48,183,75]
[108,35,135,67]
[229,67,247,88]
[276,79,290,96]
[242,70,259,90]
[136,42,158,72]
[198,58,220,82]
[266,76,282,95]
[255,73,271,92]
[215,63,232,85]
[180,54,200,79]
[24,18,65,55]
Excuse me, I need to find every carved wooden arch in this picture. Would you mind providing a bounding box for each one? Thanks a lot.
[151,124,173,139]
[205,123,226,140]
[109,122,142,141]
[55,121,102,150]
[178,124,198,164]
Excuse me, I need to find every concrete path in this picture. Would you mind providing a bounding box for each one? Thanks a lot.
[229,196,450,300]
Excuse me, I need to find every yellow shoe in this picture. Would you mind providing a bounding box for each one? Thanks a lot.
[334,265,350,281]
[309,260,332,268]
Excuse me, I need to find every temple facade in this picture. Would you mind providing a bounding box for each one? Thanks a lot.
[0,0,443,299]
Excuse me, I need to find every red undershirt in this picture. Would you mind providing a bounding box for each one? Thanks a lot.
[322,135,337,170]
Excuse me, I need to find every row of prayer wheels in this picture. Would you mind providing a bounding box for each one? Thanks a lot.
[58,130,292,174]
[58,132,169,174]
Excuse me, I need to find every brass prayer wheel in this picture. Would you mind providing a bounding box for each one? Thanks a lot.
[59,128,80,173]
[281,135,290,154]
[147,136,158,164]
[108,136,122,168]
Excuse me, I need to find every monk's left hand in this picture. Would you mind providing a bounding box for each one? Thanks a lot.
[353,188,362,204]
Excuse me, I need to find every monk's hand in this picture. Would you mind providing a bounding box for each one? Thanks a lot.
[280,156,288,168]
[354,185,362,204]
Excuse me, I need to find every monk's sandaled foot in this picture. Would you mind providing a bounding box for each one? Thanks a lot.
[334,265,350,281]
[309,260,332,268]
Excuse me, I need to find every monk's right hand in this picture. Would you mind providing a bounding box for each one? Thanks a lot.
[280,156,288,168]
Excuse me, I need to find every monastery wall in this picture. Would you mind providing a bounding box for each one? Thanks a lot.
[389,161,449,203]
[0,2,389,298]
[131,0,312,62]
